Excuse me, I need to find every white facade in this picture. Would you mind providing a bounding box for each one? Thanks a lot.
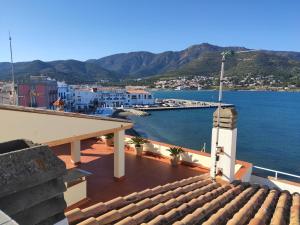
[96,88,126,107]
[66,86,155,110]
[210,127,237,182]
[57,82,74,110]
[73,89,97,111]
[125,90,155,106]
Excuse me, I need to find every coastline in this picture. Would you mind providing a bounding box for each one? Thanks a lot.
[111,109,140,136]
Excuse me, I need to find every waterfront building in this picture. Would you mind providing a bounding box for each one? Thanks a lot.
[0,104,299,225]
[95,87,127,108]
[71,87,155,111]
[126,89,155,106]
[17,75,57,109]
[73,87,97,112]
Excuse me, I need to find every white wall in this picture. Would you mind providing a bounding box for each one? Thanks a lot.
[64,180,87,207]
[250,175,300,193]
[211,127,237,182]
[125,137,242,176]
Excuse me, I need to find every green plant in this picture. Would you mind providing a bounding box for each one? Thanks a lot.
[167,147,184,157]
[105,133,114,139]
[129,136,149,147]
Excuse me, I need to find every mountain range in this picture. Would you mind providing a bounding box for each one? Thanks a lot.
[1,43,300,84]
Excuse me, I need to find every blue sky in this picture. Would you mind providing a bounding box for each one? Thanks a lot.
[1,0,299,62]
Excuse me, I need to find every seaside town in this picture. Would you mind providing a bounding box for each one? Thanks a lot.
[154,75,299,91]
[0,75,234,117]
[1,1,300,225]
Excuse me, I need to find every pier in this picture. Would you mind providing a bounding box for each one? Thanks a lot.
[135,98,234,111]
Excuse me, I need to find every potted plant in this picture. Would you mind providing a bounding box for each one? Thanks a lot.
[129,136,149,156]
[167,147,184,166]
[105,133,114,146]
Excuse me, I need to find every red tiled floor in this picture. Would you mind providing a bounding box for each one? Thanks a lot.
[51,139,208,208]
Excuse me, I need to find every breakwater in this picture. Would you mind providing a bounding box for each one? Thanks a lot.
[136,98,234,111]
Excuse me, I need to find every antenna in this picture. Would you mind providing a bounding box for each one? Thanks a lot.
[9,32,16,105]
[212,51,233,180]
[212,49,260,180]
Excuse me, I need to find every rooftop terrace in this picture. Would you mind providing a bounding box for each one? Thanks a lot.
[52,139,209,208]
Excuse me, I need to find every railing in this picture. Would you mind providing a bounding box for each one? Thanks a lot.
[253,166,300,180]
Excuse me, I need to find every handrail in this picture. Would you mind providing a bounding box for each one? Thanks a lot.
[253,165,300,180]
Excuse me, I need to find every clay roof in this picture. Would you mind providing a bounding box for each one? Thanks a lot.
[66,174,299,225]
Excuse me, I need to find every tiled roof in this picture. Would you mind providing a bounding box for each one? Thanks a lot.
[66,174,300,225]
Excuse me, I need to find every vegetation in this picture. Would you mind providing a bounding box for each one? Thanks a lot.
[128,136,149,147]
[167,147,184,156]
[1,43,300,85]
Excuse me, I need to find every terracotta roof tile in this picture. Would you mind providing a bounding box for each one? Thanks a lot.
[68,174,300,225]
[290,193,300,225]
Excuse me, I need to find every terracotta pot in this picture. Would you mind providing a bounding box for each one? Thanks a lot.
[106,138,114,146]
[135,145,143,157]
[170,155,180,167]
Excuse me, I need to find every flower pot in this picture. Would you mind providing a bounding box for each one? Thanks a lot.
[170,155,180,167]
[106,138,114,146]
[135,145,143,157]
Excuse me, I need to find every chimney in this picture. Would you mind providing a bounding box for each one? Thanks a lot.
[210,108,237,182]
[0,139,68,225]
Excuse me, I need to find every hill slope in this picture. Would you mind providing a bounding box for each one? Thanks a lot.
[94,43,248,77]
[0,43,300,84]
[0,60,118,83]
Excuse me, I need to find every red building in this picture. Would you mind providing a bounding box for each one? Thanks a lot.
[17,76,58,108]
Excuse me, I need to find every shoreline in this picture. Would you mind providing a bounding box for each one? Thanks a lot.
[150,88,300,92]
[111,109,141,136]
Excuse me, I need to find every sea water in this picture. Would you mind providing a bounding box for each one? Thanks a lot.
[130,90,300,175]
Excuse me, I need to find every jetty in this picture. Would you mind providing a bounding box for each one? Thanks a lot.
[135,98,234,111]
[122,108,150,116]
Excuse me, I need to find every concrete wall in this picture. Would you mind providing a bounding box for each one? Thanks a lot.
[64,180,87,207]
[125,137,242,176]
[250,175,300,193]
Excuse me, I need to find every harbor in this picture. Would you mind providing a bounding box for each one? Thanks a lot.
[135,98,234,111]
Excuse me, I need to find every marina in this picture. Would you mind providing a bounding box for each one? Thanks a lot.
[135,98,234,111]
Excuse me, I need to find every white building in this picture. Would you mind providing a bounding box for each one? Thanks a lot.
[125,89,155,106]
[95,87,126,108]
[57,82,74,110]
[73,88,97,111]
[68,86,155,111]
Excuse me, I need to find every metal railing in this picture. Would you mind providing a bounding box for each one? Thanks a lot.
[253,166,300,180]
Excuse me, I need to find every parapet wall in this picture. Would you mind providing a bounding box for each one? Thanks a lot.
[125,136,250,181]
[250,175,300,193]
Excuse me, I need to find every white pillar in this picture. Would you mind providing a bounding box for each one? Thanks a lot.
[210,127,237,181]
[71,140,81,164]
[114,130,125,179]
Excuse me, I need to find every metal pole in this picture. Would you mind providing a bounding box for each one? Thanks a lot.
[212,53,226,180]
[9,32,16,105]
